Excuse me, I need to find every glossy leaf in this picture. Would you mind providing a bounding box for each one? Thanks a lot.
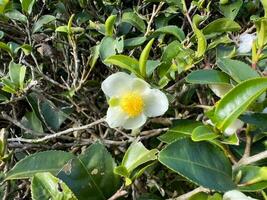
[159,138,236,191]
[210,78,267,131]
[186,69,231,85]
[99,36,117,61]
[153,26,185,42]
[20,0,36,14]
[78,142,120,199]
[31,172,78,200]
[124,36,146,48]
[202,18,241,35]
[122,12,146,32]
[104,55,140,75]
[105,15,117,36]
[192,15,207,58]
[217,58,259,83]
[5,10,27,23]
[5,151,74,180]
[158,120,203,143]
[191,125,219,142]
[139,39,154,77]
[220,0,243,20]
[9,62,26,89]
[32,15,56,33]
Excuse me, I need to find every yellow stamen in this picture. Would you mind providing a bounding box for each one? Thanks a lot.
[120,92,144,117]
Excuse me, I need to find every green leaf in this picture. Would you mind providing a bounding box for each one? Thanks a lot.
[32,15,56,33]
[240,112,267,129]
[9,62,26,89]
[99,36,117,62]
[158,138,236,191]
[0,31,4,39]
[217,58,259,83]
[122,12,146,32]
[146,60,160,77]
[105,14,117,36]
[139,39,154,77]
[220,0,243,20]
[5,151,74,180]
[0,41,12,56]
[210,77,267,131]
[20,0,36,15]
[19,44,32,55]
[153,26,185,42]
[57,158,106,200]
[31,172,78,200]
[1,78,17,93]
[124,36,146,48]
[158,40,183,77]
[5,10,27,23]
[191,125,219,142]
[56,25,68,33]
[78,142,120,198]
[192,15,207,58]
[158,120,203,143]
[186,70,231,85]
[21,112,43,134]
[202,18,241,36]
[0,0,9,14]
[39,99,72,131]
[104,55,140,75]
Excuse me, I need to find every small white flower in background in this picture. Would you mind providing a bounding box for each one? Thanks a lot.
[224,119,244,136]
[237,33,257,54]
[223,190,258,200]
[101,72,169,129]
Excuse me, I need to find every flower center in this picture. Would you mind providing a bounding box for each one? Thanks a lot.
[120,92,144,117]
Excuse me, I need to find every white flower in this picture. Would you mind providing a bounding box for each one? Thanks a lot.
[101,72,169,129]
[223,190,258,200]
[238,33,256,54]
[224,119,244,136]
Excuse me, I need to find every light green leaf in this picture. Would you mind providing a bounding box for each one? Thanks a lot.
[210,77,267,131]
[192,15,207,58]
[31,172,78,200]
[0,41,12,56]
[56,25,68,33]
[5,10,27,23]
[32,15,56,33]
[9,62,26,89]
[21,112,43,134]
[153,26,185,42]
[20,0,36,15]
[5,151,75,180]
[99,36,116,62]
[19,44,32,55]
[105,55,140,75]
[158,120,203,143]
[159,138,236,191]
[122,12,146,32]
[1,78,17,93]
[203,18,241,36]
[0,0,9,14]
[186,69,231,85]
[139,39,154,77]
[105,14,117,36]
[191,125,219,142]
[217,58,259,83]
[220,0,243,20]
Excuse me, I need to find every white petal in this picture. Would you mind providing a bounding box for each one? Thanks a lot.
[143,89,169,117]
[263,107,267,113]
[238,33,256,53]
[123,114,147,129]
[131,78,150,93]
[223,190,257,200]
[224,119,244,136]
[209,84,232,98]
[101,72,133,97]
[106,107,127,128]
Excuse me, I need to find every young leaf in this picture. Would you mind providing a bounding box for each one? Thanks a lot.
[191,125,219,142]
[9,62,26,89]
[20,0,36,15]
[211,77,267,131]
[31,172,78,200]
[159,138,236,191]
[5,151,75,180]
[139,39,154,78]
[153,26,185,42]
[158,120,203,144]
[122,12,146,32]
[32,15,56,33]
[220,0,243,20]
[105,15,117,36]
[104,55,140,75]
[192,15,207,58]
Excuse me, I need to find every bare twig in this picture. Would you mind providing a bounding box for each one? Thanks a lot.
[171,186,210,200]
[108,187,127,200]
[234,150,267,169]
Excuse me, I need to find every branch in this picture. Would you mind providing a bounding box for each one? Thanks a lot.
[108,187,127,200]
[234,150,267,169]
[172,186,210,200]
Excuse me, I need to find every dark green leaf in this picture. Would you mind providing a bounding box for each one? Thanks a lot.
[32,15,56,33]
[122,12,146,32]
